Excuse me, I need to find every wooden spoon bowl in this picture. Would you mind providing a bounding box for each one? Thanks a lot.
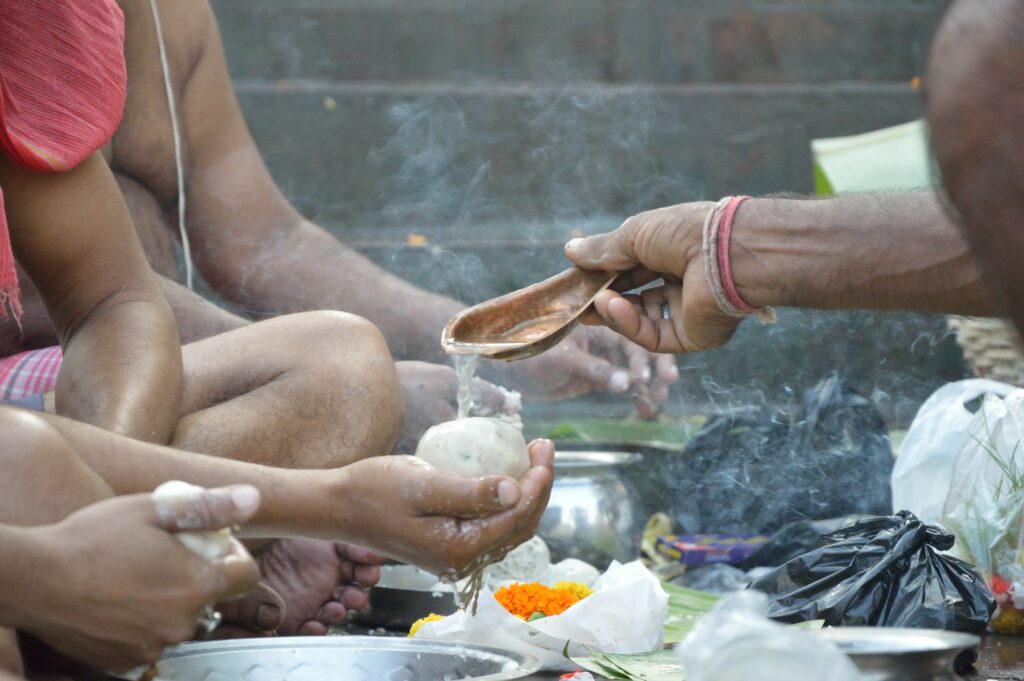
[442,267,619,361]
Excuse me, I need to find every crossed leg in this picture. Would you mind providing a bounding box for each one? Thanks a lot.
[170,310,403,468]
[167,312,401,634]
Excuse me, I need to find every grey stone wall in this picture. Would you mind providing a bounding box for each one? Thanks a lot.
[210,0,965,425]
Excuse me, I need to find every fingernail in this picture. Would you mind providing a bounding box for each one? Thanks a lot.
[256,603,282,631]
[609,371,630,393]
[230,485,261,516]
[667,364,679,381]
[565,238,583,250]
[498,480,521,508]
[640,366,651,382]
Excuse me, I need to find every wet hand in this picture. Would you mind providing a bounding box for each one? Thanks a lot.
[22,485,261,671]
[395,361,521,453]
[564,202,743,353]
[336,439,555,578]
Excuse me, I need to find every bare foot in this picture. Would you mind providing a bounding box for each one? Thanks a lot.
[253,539,383,635]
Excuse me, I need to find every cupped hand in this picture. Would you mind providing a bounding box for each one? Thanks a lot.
[22,485,261,671]
[395,361,521,453]
[336,439,555,579]
[564,202,743,353]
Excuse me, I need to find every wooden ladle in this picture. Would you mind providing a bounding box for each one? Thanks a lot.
[442,267,619,361]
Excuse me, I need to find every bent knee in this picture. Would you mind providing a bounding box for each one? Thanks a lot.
[289,310,393,362]
[302,313,404,457]
[0,407,111,524]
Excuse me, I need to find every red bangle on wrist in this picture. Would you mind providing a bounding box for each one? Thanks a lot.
[702,196,776,323]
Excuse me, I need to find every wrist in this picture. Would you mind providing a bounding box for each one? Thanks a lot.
[0,525,61,630]
[727,198,802,310]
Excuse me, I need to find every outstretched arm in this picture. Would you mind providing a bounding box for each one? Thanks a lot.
[3,152,182,441]
[33,409,555,578]
[565,191,994,353]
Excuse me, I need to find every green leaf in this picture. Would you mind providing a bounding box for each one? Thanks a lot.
[524,417,703,450]
[571,648,684,681]
[527,611,547,621]
[661,583,720,644]
[811,119,933,196]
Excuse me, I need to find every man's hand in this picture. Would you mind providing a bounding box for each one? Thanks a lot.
[395,361,521,453]
[488,326,678,418]
[18,486,261,671]
[564,202,745,353]
[333,440,555,578]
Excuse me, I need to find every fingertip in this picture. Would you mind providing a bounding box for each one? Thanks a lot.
[658,355,680,382]
[498,479,521,508]
[609,370,630,393]
[527,438,555,467]
[229,485,261,521]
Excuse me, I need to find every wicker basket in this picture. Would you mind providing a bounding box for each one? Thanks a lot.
[949,317,1024,387]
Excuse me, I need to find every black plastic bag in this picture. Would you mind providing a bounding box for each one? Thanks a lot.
[749,511,995,634]
[672,373,894,535]
[737,515,867,570]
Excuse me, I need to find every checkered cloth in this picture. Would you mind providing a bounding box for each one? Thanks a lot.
[0,346,63,401]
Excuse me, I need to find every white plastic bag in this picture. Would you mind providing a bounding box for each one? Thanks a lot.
[414,561,667,671]
[941,390,1024,632]
[892,378,1015,522]
[677,591,861,681]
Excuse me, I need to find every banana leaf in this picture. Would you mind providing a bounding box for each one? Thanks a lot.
[570,620,824,681]
[812,119,933,196]
[525,417,703,450]
[662,582,720,645]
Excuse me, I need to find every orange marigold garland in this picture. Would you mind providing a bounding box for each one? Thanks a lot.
[494,581,593,620]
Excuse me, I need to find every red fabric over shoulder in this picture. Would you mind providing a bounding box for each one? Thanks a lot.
[0,0,127,320]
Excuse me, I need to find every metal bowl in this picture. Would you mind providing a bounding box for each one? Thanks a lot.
[815,628,981,681]
[352,565,458,630]
[155,637,541,681]
[539,450,643,568]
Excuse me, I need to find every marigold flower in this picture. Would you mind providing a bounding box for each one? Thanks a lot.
[408,613,446,637]
[494,581,591,619]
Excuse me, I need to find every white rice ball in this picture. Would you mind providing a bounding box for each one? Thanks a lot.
[415,417,530,479]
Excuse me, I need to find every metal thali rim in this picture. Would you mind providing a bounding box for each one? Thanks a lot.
[158,636,542,681]
[813,627,981,655]
[553,450,642,468]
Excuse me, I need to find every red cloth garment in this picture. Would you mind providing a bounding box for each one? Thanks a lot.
[0,0,127,320]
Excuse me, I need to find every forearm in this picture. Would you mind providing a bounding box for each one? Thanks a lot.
[57,298,182,443]
[731,192,996,315]
[214,220,461,361]
[36,412,344,542]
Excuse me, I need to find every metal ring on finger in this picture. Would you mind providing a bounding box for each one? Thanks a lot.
[661,302,671,320]
[196,604,222,637]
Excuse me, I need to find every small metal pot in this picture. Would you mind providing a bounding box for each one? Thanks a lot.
[538,449,643,568]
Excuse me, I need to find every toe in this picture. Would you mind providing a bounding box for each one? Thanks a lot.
[297,621,329,636]
[317,601,349,625]
[333,586,370,611]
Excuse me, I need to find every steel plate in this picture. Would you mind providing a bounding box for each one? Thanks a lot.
[154,637,541,681]
[815,628,980,681]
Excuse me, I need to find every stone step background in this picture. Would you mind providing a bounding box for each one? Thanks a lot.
[208,0,966,425]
